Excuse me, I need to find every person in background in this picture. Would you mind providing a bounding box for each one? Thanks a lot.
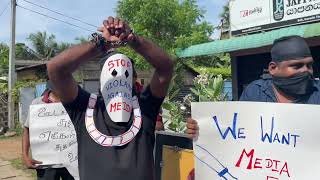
[185,35,320,180]
[22,81,75,180]
[187,35,320,137]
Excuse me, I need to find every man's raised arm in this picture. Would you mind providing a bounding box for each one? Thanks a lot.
[99,17,174,98]
[47,41,106,103]
[129,36,174,98]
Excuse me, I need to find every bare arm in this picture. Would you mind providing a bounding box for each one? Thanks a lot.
[22,127,30,159]
[100,17,174,98]
[47,43,105,103]
[130,36,173,98]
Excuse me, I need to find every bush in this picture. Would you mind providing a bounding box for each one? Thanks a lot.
[163,73,228,133]
[193,67,231,79]
[190,74,228,102]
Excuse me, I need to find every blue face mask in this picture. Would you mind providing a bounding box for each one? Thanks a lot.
[272,72,314,97]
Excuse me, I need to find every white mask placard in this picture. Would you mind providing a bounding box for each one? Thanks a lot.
[100,53,133,123]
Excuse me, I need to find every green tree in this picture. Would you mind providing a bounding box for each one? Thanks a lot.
[116,0,214,69]
[15,43,38,60]
[0,43,9,77]
[27,31,72,60]
[116,0,217,133]
[217,2,230,39]
[56,42,72,53]
[27,31,58,60]
[190,74,227,102]
[185,53,231,68]
[219,3,230,30]
[0,43,40,76]
[75,36,89,44]
[0,32,72,76]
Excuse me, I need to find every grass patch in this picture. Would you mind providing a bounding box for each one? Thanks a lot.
[12,125,23,136]
[10,158,36,178]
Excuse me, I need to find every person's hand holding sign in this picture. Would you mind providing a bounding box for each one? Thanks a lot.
[186,118,199,139]
[23,155,42,169]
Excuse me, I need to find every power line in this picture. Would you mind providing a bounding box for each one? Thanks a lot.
[20,0,99,29]
[0,1,10,17]
[17,4,96,33]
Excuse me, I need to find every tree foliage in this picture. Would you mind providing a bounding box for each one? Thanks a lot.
[0,31,73,77]
[218,2,230,30]
[75,36,90,44]
[27,31,57,60]
[184,53,231,68]
[27,31,71,60]
[1,43,38,77]
[190,74,227,102]
[0,43,9,77]
[116,0,214,69]
[217,2,230,39]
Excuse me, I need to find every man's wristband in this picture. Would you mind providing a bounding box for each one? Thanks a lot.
[129,34,141,49]
[90,33,110,51]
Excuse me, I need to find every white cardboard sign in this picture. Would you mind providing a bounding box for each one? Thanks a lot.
[192,102,320,180]
[29,103,79,179]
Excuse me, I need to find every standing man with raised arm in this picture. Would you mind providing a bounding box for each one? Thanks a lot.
[47,16,175,180]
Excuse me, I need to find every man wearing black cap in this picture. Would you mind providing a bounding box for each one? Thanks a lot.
[22,81,75,180]
[186,35,320,139]
[240,35,319,103]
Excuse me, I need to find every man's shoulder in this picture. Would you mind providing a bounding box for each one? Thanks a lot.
[245,79,270,91]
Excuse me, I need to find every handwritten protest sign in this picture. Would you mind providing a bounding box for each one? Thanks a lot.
[191,102,320,180]
[29,103,79,179]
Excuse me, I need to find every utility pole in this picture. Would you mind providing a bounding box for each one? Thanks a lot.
[228,0,232,38]
[8,0,16,129]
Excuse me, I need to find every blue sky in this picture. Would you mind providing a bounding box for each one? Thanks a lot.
[0,0,227,45]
